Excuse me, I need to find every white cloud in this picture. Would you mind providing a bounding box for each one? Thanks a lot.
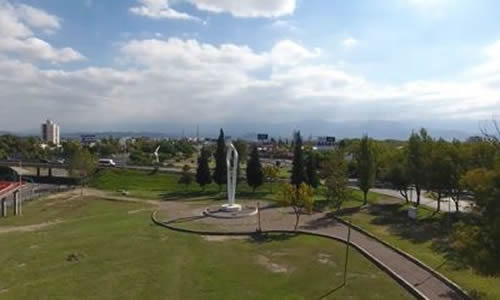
[342,37,359,48]
[0,37,85,63]
[187,0,296,18]
[121,38,268,71]
[16,4,60,31]
[130,0,201,21]
[0,1,84,63]
[271,40,321,67]
[471,41,500,76]
[0,37,499,131]
[130,0,296,20]
[0,1,32,38]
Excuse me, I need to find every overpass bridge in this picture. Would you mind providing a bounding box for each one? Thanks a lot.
[0,160,68,178]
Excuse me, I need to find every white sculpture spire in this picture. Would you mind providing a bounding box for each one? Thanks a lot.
[222,141,241,211]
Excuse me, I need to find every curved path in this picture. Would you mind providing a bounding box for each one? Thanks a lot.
[153,203,469,300]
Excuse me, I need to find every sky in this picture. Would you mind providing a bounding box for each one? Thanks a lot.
[0,0,500,137]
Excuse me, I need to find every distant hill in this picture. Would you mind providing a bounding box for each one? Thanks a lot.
[4,119,477,141]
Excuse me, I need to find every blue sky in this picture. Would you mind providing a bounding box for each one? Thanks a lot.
[1,0,500,136]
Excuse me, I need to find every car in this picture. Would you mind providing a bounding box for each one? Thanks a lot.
[98,158,116,167]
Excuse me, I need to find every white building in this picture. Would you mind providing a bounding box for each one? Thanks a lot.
[41,119,60,146]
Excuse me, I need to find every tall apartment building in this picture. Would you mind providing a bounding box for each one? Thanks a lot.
[41,119,60,146]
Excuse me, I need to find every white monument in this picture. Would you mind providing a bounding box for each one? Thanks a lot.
[222,141,241,212]
[153,146,160,164]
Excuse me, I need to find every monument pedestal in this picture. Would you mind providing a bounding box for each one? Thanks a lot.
[221,203,242,212]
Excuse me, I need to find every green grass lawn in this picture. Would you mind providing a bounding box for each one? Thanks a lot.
[89,169,276,201]
[335,191,500,300]
[87,169,499,298]
[0,194,413,300]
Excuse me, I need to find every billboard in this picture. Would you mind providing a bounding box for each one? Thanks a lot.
[257,134,269,141]
[317,136,336,146]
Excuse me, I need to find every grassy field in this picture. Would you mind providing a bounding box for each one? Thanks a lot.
[89,169,276,201]
[88,168,499,298]
[336,192,500,300]
[0,194,413,299]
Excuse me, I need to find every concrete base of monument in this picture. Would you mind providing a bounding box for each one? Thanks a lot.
[203,204,258,219]
[221,203,242,212]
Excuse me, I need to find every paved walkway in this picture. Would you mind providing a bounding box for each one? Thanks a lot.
[158,202,467,300]
[301,217,464,300]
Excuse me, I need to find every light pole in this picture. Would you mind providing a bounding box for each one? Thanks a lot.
[343,219,352,286]
[18,160,22,216]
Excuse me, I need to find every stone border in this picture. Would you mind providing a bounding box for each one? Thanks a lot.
[202,206,258,219]
[151,210,428,300]
[333,215,471,300]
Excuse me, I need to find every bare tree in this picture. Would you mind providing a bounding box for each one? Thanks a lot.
[480,118,500,150]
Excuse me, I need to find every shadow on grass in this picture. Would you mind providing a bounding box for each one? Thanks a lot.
[160,190,222,201]
[159,187,272,202]
[351,199,468,271]
[247,232,297,244]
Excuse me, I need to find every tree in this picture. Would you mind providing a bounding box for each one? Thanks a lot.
[275,183,314,230]
[426,139,453,212]
[446,141,469,212]
[322,150,350,210]
[291,131,306,187]
[246,146,263,192]
[69,148,97,195]
[196,147,212,190]
[213,129,227,191]
[384,149,411,203]
[457,167,500,273]
[233,139,248,182]
[480,118,500,150]
[263,165,280,192]
[178,164,194,189]
[407,129,431,206]
[357,135,376,205]
[305,152,320,188]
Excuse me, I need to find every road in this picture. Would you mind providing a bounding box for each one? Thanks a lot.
[370,188,473,213]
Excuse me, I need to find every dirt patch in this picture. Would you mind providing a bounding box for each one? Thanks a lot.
[0,288,8,294]
[201,235,248,242]
[127,208,151,215]
[318,253,337,266]
[0,220,63,234]
[256,255,290,273]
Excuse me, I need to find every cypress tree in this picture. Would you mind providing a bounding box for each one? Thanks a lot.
[291,131,306,187]
[246,146,263,192]
[213,128,227,190]
[196,147,212,190]
[305,152,320,188]
[357,135,376,205]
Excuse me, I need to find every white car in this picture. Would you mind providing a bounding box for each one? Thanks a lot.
[98,159,116,167]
